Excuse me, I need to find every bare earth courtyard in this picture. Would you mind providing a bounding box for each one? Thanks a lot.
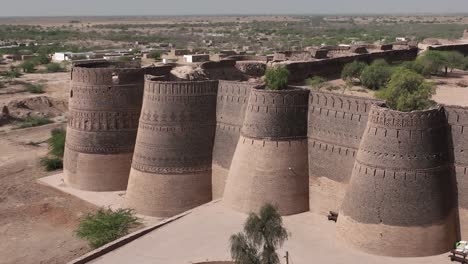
[87,201,449,264]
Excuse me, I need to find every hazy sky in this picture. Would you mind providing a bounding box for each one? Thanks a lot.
[1,0,468,17]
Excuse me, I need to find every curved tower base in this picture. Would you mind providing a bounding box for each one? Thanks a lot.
[223,137,309,216]
[64,148,132,191]
[125,169,212,217]
[337,211,458,257]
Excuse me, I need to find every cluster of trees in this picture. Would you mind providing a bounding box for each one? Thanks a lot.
[403,50,468,76]
[340,51,468,112]
[19,54,50,73]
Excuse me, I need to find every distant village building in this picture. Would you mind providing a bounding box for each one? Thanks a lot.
[183,54,210,63]
[379,44,393,51]
[2,54,21,61]
[396,37,409,42]
[311,49,328,59]
[52,52,94,62]
[169,49,190,57]
[350,46,368,54]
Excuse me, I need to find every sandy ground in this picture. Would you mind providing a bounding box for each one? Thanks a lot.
[0,123,96,264]
[432,71,468,107]
[0,69,98,264]
[89,201,450,264]
[310,71,468,106]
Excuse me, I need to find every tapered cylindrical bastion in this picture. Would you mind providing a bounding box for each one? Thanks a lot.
[212,80,258,199]
[125,79,218,217]
[307,91,384,214]
[336,105,458,257]
[445,105,468,238]
[223,87,310,216]
[64,61,144,191]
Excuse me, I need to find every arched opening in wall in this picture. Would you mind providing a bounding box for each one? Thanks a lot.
[70,89,73,98]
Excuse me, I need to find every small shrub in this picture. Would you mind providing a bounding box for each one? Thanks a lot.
[19,60,36,73]
[376,68,435,112]
[3,68,22,79]
[48,128,66,157]
[360,59,393,90]
[16,116,52,129]
[117,56,132,62]
[26,141,42,147]
[341,61,367,82]
[25,83,44,94]
[40,157,63,171]
[30,54,50,65]
[76,208,141,249]
[148,51,161,60]
[45,63,63,73]
[265,66,289,90]
[306,76,326,89]
[456,81,468,88]
[325,85,341,91]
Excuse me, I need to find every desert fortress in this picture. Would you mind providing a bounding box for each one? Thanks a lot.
[63,50,468,257]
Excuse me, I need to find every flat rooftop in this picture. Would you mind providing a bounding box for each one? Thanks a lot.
[89,201,449,264]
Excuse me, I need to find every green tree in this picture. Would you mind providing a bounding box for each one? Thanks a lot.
[444,51,465,72]
[230,204,288,264]
[360,59,392,90]
[148,51,162,60]
[45,63,63,72]
[265,66,289,90]
[414,50,464,76]
[341,61,367,82]
[19,60,36,73]
[376,68,435,112]
[30,54,50,65]
[306,76,326,89]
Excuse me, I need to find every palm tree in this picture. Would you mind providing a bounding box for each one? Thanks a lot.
[229,204,289,264]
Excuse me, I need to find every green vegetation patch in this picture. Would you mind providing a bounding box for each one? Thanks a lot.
[76,208,141,249]
[265,66,289,90]
[24,83,44,94]
[40,156,63,171]
[230,204,288,264]
[15,116,52,129]
[376,68,435,112]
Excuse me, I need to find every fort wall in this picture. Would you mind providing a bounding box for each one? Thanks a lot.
[284,48,418,82]
[428,43,468,56]
[444,105,468,237]
[307,91,384,214]
[63,62,144,191]
[223,87,310,215]
[125,79,218,217]
[211,80,258,199]
[337,105,458,257]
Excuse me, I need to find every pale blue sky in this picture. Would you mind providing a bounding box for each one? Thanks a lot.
[1,0,468,16]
